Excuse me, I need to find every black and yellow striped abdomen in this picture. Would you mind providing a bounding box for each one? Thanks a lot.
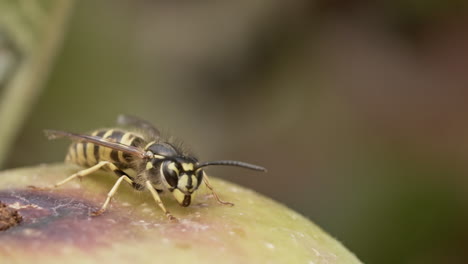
[65,129,145,169]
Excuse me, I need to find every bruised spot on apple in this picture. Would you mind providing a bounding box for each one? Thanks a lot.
[0,201,22,231]
[0,188,247,254]
[0,189,138,251]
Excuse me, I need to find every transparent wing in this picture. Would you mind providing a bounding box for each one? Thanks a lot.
[117,115,160,139]
[44,129,147,159]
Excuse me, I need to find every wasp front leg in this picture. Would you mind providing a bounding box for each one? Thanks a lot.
[203,175,234,206]
[145,181,177,221]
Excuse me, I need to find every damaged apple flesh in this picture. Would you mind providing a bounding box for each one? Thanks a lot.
[0,164,361,264]
[0,201,22,231]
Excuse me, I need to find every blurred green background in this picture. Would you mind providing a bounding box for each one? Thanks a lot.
[1,1,468,263]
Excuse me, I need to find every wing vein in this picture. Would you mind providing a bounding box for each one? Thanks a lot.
[44,129,146,159]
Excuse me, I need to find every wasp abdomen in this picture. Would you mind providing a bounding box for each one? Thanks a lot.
[65,129,145,169]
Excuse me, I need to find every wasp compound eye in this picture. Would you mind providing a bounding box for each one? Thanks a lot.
[196,170,204,188]
[162,161,179,188]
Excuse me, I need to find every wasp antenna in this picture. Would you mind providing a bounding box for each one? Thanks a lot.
[197,160,267,172]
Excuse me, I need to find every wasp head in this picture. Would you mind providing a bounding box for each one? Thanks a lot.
[146,142,202,207]
[145,142,266,207]
[159,158,204,207]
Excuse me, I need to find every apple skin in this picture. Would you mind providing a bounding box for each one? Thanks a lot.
[0,164,361,264]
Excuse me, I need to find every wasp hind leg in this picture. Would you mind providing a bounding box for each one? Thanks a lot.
[28,161,114,190]
[29,161,133,216]
[55,161,117,188]
[203,175,234,207]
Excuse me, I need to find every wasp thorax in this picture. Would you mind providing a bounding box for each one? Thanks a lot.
[147,142,177,158]
[160,159,204,207]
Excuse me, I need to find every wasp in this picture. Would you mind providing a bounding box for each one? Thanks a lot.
[40,115,266,220]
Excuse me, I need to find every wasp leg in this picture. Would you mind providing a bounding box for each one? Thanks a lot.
[91,175,133,216]
[28,161,114,190]
[145,181,177,221]
[55,161,117,188]
[203,175,234,206]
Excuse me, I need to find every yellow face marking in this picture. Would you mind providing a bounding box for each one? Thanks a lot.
[146,162,153,170]
[181,163,194,171]
[168,162,179,175]
[190,175,198,191]
[177,174,189,190]
[172,189,186,205]
[153,154,165,159]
